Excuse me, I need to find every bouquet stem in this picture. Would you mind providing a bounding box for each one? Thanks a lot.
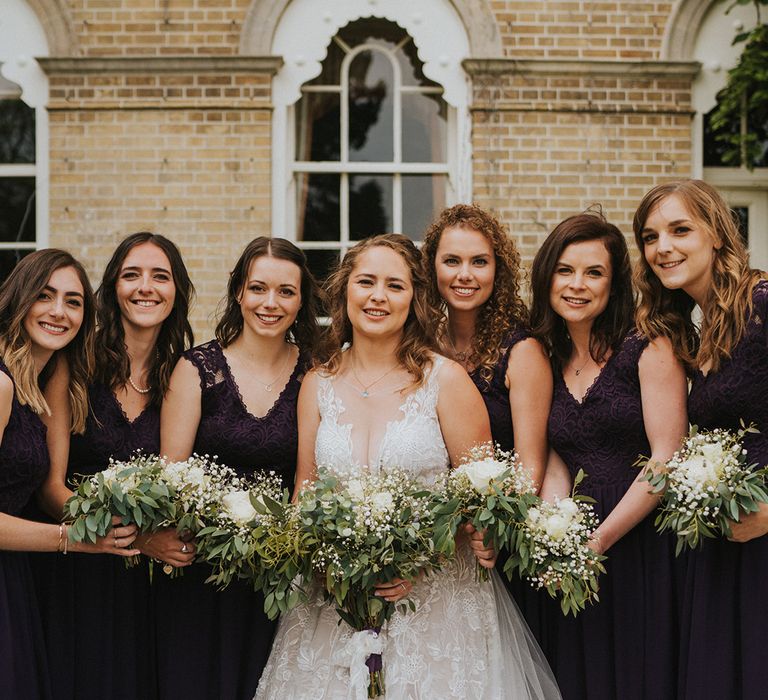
[365,625,384,698]
[475,561,490,583]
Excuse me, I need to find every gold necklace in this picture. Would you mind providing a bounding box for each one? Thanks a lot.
[447,334,472,363]
[351,359,400,398]
[570,355,591,376]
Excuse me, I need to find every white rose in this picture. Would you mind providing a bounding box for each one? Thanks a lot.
[222,490,257,524]
[340,527,353,537]
[700,443,726,477]
[346,479,365,501]
[526,507,542,526]
[185,466,206,487]
[160,461,187,484]
[557,497,580,521]
[455,457,508,494]
[370,490,395,514]
[680,456,719,486]
[544,513,570,540]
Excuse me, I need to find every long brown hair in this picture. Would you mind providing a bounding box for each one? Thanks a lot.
[0,249,95,432]
[322,234,440,388]
[530,210,635,371]
[215,236,322,354]
[422,204,530,382]
[633,179,764,371]
[95,232,194,408]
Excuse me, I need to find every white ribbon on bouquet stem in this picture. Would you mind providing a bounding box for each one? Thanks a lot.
[331,628,384,700]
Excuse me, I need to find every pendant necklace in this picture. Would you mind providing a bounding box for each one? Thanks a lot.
[351,359,400,398]
[253,350,291,392]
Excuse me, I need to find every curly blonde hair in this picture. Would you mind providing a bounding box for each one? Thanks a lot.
[633,179,765,371]
[321,234,441,388]
[422,204,529,382]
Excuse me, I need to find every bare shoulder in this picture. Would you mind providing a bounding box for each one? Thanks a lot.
[433,354,469,382]
[639,335,678,367]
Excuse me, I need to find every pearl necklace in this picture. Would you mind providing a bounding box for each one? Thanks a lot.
[127,375,150,394]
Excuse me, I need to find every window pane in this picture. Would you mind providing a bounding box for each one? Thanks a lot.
[0,178,35,243]
[397,38,441,88]
[348,50,393,162]
[304,249,341,287]
[350,174,392,240]
[733,206,749,246]
[296,173,340,242]
[402,93,447,163]
[0,98,35,164]
[338,17,407,50]
[295,92,340,161]
[402,174,446,241]
[746,111,768,168]
[0,248,34,283]
[306,39,345,86]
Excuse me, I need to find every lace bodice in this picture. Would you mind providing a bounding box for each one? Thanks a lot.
[689,280,768,467]
[0,360,49,516]
[314,355,449,484]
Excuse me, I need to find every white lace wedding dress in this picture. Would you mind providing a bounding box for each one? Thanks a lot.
[255,357,561,700]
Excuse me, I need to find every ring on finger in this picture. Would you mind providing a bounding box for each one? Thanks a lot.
[181,543,189,553]
[400,582,407,592]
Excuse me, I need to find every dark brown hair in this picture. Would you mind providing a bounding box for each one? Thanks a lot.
[530,210,635,371]
[95,232,194,408]
[215,236,322,354]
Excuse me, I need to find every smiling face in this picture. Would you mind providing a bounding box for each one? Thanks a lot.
[549,239,612,328]
[346,245,414,340]
[434,225,495,314]
[115,241,177,333]
[639,193,719,305]
[238,254,302,340]
[23,265,85,357]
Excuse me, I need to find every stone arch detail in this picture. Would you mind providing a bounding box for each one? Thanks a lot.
[661,0,719,60]
[24,0,77,56]
[240,0,502,59]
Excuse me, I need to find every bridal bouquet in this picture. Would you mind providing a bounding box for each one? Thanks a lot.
[297,466,442,698]
[65,453,175,563]
[431,444,538,582]
[642,424,768,553]
[504,470,605,616]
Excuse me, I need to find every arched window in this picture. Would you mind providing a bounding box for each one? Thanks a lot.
[292,18,450,280]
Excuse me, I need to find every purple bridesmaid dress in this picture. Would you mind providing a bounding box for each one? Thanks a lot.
[681,280,768,700]
[153,340,304,700]
[0,360,52,700]
[30,382,158,700]
[545,332,679,700]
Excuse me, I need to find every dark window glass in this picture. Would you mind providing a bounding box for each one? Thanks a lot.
[296,173,340,242]
[349,174,392,240]
[402,174,447,241]
[0,177,35,243]
[0,98,35,164]
[295,92,341,161]
[304,249,341,287]
[306,39,345,86]
[348,50,393,162]
[402,93,447,163]
[732,205,749,245]
[703,105,768,168]
[0,248,33,284]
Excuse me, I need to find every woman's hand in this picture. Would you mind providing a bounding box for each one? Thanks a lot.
[135,527,196,567]
[728,503,768,543]
[70,516,140,557]
[463,522,497,569]
[374,577,413,603]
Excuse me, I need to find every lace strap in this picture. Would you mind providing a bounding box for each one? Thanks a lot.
[401,355,444,418]
[316,373,344,423]
[183,340,225,391]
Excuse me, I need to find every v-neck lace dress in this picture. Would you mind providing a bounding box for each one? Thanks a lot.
[679,280,768,700]
[0,359,52,700]
[255,355,561,700]
[544,332,680,700]
[154,340,304,700]
[30,381,158,700]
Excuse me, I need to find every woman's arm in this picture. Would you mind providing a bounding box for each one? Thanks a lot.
[506,338,553,492]
[539,449,573,502]
[293,370,321,498]
[590,336,687,553]
[159,356,202,461]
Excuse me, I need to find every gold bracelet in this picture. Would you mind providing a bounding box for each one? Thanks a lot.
[57,523,64,553]
[62,523,69,555]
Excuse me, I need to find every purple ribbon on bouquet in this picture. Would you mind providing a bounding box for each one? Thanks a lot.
[365,626,383,673]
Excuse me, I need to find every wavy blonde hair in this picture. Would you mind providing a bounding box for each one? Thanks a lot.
[0,250,96,433]
[422,204,529,382]
[320,234,440,388]
[633,179,765,371]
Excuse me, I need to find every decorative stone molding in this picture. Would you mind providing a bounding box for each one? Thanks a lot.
[24,0,77,56]
[0,0,50,107]
[662,0,719,61]
[240,0,501,59]
[38,56,283,75]
[463,59,701,79]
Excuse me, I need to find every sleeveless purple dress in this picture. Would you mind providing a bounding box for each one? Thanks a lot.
[545,332,679,700]
[470,328,550,639]
[30,382,158,700]
[680,280,768,700]
[153,340,303,700]
[0,360,52,700]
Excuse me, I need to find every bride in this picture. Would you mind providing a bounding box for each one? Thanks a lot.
[256,234,560,699]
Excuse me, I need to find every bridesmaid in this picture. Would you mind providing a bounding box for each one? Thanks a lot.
[157,236,322,699]
[32,232,195,699]
[633,179,768,700]
[0,250,137,700]
[530,211,687,699]
[421,204,552,634]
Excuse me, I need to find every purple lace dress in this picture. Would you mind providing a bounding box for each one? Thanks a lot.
[0,360,52,700]
[29,382,158,700]
[545,332,679,700]
[680,280,768,700]
[470,329,550,639]
[153,340,303,700]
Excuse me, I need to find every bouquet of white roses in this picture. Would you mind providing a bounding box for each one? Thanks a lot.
[431,444,538,582]
[504,470,605,616]
[642,424,768,553]
[65,453,176,565]
[296,466,443,698]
